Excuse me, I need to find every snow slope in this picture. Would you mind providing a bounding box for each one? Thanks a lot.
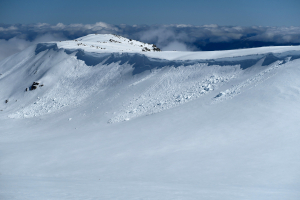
[1,34,300,200]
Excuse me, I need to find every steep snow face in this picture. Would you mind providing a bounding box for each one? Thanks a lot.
[57,34,161,53]
[1,38,300,122]
[0,45,241,121]
[1,35,300,200]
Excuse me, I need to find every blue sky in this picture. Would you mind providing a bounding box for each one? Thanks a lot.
[1,0,300,26]
[1,0,300,61]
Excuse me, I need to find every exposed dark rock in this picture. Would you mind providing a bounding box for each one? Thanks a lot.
[109,39,121,43]
[153,47,161,51]
[5,100,8,103]
[30,82,41,90]
[142,47,151,52]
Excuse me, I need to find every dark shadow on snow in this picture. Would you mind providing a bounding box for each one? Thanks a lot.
[262,53,281,66]
[35,43,300,75]
[290,55,300,61]
[65,49,110,66]
[35,43,58,54]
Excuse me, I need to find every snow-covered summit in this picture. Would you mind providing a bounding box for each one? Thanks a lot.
[56,34,300,61]
[57,34,161,53]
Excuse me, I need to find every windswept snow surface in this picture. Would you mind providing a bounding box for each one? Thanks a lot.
[1,34,300,200]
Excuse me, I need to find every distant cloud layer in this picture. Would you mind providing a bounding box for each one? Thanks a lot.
[1,22,300,60]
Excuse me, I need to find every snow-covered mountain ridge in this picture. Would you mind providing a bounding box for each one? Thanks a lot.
[1,34,300,122]
[57,34,161,52]
[56,34,300,60]
[1,34,300,200]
